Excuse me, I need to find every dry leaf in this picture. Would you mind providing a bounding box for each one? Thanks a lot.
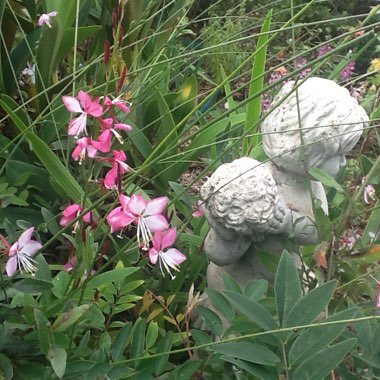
[313,241,330,269]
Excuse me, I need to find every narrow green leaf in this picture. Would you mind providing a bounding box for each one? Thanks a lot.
[243,9,272,153]
[222,357,278,380]
[206,288,235,322]
[87,267,139,288]
[0,95,85,203]
[190,329,213,346]
[284,280,337,328]
[274,251,302,325]
[197,305,224,337]
[52,304,90,332]
[171,360,202,380]
[289,307,358,366]
[13,278,53,293]
[111,322,132,362]
[309,167,344,193]
[244,279,268,301]
[145,321,159,350]
[222,272,242,294]
[34,309,50,356]
[223,291,278,331]
[47,346,67,379]
[152,332,172,376]
[291,339,357,380]
[130,318,146,360]
[213,342,280,366]
[0,353,13,380]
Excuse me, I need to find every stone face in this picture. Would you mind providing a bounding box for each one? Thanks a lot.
[262,77,369,176]
[200,77,368,291]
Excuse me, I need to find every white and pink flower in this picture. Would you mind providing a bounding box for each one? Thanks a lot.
[62,90,103,138]
[6,228,42,277]
[148,228,186,279]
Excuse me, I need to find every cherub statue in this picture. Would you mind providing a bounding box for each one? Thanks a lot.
[202,77,369,290]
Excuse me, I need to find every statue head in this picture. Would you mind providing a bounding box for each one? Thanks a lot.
[262,77,369,176]
[201,157,287,237]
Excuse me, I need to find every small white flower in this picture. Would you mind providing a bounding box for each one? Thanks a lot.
[37,11,58,28]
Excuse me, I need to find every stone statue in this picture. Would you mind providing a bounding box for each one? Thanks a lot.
[201,77,369,291]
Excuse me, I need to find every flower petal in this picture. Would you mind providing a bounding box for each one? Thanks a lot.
[18,227,34,247]
[163,248,186,267]
[145,214,168,233]
[21,241,42,256]
[161,228,177,250]
[92,130,112,153]
[128,194,147,215]
[6,256,17,277]
[149,247,159,264]
[62,95,83,113]
[114,123,133,131]
[104,165,118,189]
[119,194,131,210]
[107,208,134,233]
[144,196,168,216]
[67,114,87,136]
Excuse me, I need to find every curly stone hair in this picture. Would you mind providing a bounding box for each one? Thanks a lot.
[262,77,369,174]
[201,158,287,236]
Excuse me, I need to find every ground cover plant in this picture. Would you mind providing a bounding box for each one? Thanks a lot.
[0,0,379,378]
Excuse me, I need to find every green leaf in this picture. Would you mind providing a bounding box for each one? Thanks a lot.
[274,251,302,325]
[190,329,212,346]
[244,279,268,301]
[309,167,344,193]
[205,288,235,322]
[145,321,159,350]
[222,272,242,294]
[213,342,280,366]
[151,332,172,376]
[291,339,357,380]
[171,360,202,379]
[130,318,146,360]
[288,307,358,366]
[223,291,278,331]
[284,280,337,328]
[87,267,139,288]
[52,271,71,298]
[0,95,85,203]
[47,346,67,379]
[13,278,53,293]
[111,323,133,362]
[243,9,272,153]
[34,309,50,356]
[0,353,13,380]
[197,305,224,337]
[222,357,278,380]
[52,304,90,332]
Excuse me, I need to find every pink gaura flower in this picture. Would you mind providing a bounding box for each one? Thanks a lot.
[60,204,92,232]
[62,90,103,138]
[192,200,205,218]
[104,95,131,114]
[92,118,132,151]
[126,195,169,249]
[106,194,169,249]
[376,283,380,308]
[103,150,130,190]
[106,195,134,234]
[6,228,42,277]
[149,228,186,279]
[64,256,77,272]
[37,11,58,28]
[364,185,376,204]
[72,137,97,163]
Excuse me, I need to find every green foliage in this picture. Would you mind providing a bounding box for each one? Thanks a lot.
[0,0,379,378]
